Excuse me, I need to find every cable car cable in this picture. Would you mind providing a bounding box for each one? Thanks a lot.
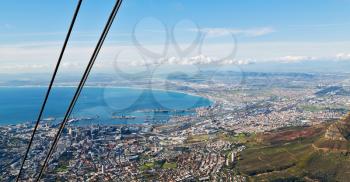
[15,0,83,181]
[35,0,123,180]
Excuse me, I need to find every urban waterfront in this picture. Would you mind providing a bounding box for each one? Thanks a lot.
[2,0,350,181]
[0,87,211,125]
[2,70,350,181]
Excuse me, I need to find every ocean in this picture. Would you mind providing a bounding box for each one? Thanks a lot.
[0,87,211,125]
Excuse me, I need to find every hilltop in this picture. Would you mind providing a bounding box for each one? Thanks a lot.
[314,113,350,153]
[234,114,350,181]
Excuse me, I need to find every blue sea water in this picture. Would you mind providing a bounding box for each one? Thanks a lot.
[0,87,211,125]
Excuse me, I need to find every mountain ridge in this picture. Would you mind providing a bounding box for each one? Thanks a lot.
[235,112,350,181]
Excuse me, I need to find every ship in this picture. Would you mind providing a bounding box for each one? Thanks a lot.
[112,115,136,119]
[153,109,170,113]
[42,117,55,121]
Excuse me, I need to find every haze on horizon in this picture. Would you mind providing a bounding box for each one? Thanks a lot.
[1,0,350,75]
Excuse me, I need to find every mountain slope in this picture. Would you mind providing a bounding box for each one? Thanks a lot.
[314,113,350,152]
[235,114,350,181]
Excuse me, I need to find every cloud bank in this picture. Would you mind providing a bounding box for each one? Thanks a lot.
[335,53,350,61]
[128,55,253,66]
[276,56,317,63]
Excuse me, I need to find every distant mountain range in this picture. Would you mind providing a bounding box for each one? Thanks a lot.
[315,86,350,97]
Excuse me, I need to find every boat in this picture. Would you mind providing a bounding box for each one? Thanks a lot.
[42,117,55,121]
[67,117,93,124]
[153,109,170,113]
[112,115,136,119]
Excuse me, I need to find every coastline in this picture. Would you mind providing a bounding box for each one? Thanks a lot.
[0,86,214,126]
[0,85,214,105]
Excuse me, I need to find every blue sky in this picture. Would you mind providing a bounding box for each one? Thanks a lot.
[1,0,350,73]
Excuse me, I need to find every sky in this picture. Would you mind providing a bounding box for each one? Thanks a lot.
[1,0,350,74]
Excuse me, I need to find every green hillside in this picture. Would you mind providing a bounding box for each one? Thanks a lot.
[234,115,350,181]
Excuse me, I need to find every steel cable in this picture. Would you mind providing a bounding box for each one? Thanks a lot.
[35,0,123,180]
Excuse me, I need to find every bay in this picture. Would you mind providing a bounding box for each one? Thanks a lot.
[0,87,211,125]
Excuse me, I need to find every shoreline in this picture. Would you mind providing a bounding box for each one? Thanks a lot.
[0,85,214,126]
[0,85,214,104]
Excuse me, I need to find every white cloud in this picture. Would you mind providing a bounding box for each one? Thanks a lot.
[199,27,275,37]
[223,59,255,65]
[128,55,253,66]
[3,39,350,73]
[61,62,81,68]
[254,53,350,63]
[335,53,350,61]
[0,64,49,71]
[276,55,317,63]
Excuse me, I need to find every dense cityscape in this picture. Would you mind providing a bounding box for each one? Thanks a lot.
[2,0,350,181]
[1,71,350,181]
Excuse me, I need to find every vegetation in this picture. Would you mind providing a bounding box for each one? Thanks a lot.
[186,134,209,143]
[234,117,350,182]
[162,162,177,169]
[298,105,324,112]
[140,162,156,170]
[219,132,256,145]
[140,160,174,171]
[54,165,68,173]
